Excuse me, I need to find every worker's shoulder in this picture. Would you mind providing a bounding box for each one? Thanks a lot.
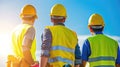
[104,35,118,43]
[19,24,35,31]
[88,34,117,41]
[70,29,77,34]
[45,25,76,32]
[12,24,23,32]
[45,26,55,29]
[27,26,35,33]
[62,26,76,33]
[87,35,101,39]
[66,27,78,36]
[87,35,94,39]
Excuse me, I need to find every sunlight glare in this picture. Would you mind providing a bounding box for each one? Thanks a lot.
[0,33,12,57]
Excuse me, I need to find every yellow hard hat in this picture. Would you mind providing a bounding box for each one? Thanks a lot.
[50,4,67,17]
[20,4,37,19]
[88,13,104,27]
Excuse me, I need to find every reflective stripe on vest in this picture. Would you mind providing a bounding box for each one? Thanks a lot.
[88,56,115,62]
[93,65,114,67]
[48,56,73,65]
[46,25,77,66]
[52,46,74,54]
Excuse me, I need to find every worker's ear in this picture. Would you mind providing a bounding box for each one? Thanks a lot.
[89,26,94,32]
[62,17,66,23]
[89,26,94,35]
[102,26,104,31]
[51,17,53,22]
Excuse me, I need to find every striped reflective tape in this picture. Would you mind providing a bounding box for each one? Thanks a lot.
[52,46,74,53]
[88,56,115,62]
[49,56,73,65]
[94,65,114,67]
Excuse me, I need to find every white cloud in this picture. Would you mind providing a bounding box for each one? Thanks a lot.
[77,35,89,51]
[0,33,11,67]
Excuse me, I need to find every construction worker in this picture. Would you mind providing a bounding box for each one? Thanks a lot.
[6,4,39,67]
[82,13,120,67]
[40,4,81,67]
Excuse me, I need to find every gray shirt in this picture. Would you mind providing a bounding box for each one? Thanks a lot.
[22,27,35,51]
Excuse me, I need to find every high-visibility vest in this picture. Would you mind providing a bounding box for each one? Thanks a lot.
[12,24,36,61]
[46,25,78,67]
[88,34,118,67]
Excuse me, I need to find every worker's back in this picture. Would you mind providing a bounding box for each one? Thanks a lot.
[12,24,36,60]
[46,25,78,67]
[88,34,118,67]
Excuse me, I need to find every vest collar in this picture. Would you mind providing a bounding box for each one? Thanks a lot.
[95,31,103,35]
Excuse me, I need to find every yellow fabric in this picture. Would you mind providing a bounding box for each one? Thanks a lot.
[88,13,104,26]
[50,4,67,17]
[20,4,37,19]
[6,55,30,67]
[6,55,21,67]
[46,25,77,67]
[11,24,36,61]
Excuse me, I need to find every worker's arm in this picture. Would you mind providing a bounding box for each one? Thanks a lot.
[75,44,82,67]
[116,64,120,67]
[40,56,49,67]
[82,39,91,67]
[40,29,52,67]
[116,46,120,67]
[82,60,87,67]
[22,27,36,65]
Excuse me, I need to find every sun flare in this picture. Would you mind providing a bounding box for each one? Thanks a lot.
[0,33,13,57]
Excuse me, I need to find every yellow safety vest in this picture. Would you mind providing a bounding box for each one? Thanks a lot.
[12,24,36,60]
[88,34,118,67]
[46,25,77,67]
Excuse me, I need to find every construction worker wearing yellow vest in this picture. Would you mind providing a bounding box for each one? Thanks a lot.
[40,4,81,67]
[6,4,39,67]
[82,13,120,67]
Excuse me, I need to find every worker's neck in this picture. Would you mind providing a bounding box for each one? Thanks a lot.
[53,22,65,26]
[22,20,34,25]
[91,31,103,35]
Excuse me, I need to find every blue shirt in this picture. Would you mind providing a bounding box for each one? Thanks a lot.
[41,23,81,65]
[82,32,120,64]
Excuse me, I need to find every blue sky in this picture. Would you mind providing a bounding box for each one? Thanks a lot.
[0,0,120,66]
[0,0,120,35]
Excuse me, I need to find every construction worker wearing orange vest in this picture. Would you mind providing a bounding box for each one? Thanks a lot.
[6,4,39,67]
[40,4,81,67]
[82,13,120,67]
